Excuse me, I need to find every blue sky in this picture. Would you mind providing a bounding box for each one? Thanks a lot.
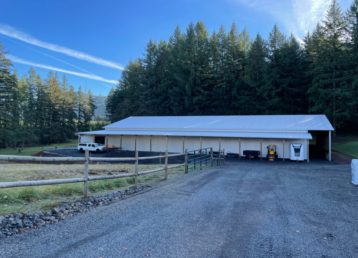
[0,0,352,95]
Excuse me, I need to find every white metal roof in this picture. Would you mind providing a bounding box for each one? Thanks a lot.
[104,115,334,131]
[78,130,312,139]
[77,115,333,140]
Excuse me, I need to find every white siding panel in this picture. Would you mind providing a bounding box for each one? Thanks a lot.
[184,137,201,151]
[80,135,94,143]
[108,136,121,148]
[201,138,220,151]
[221,138,240,154]
[168,137,183,153]
[241,140,261,153]
[122,136,135,150]
[137,136,150,151]
[151,136,167,152]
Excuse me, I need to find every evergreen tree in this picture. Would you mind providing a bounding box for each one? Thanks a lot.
[346,0,358,129]
[0,44,20,147]
[245,34,268,114]
[307,0,351,128]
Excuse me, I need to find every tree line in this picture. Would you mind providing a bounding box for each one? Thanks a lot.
[106,0,358,131]
[0,47,98,148]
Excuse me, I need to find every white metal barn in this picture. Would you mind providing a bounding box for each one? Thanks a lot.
[78,115,334,161]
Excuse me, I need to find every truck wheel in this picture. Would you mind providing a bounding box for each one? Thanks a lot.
[96,149,100,153]
[79,148,84,153]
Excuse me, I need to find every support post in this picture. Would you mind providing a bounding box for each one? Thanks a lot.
[134,150,139,185]
[83,150,89,198]
[150,135,152,152]
[164,136,168,180]
[260,140,263,160]
[218,148,221,166]
[306,139,310,163]
[328,131,332,162]
[282,140,285,161]
[194,150,196,169]
[184,149,188,174]
[238,138,241,158]
[222,148,225,165]
[120,135,122,150]
[182,137,185,153]
[210,147,213,167]
[134,135,137,153]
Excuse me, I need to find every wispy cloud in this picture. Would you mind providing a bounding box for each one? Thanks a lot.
[7,54,118,85]
[231,0,331,39]
[291,0,330,36]
[0,24,124,70]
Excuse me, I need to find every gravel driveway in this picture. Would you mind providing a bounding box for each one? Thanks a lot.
[1,161,357,258]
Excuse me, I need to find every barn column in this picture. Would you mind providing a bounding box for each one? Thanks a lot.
[134,135,137,153]
[165,136,169,153]
[105,135,108,148]
[282,139,286,161]
[219,138,222,152]
[150,135,152,152]
[306,139,310,163]
[238,138,241,157]
[182,137,185,153]
[120,135,122,150]
[200,137,202,150]
[328,131,332,162]
[260,140,263,159]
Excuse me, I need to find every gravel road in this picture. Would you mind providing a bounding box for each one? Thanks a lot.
[1,161,357,258]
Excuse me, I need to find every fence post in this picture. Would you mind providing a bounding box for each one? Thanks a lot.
[210,147,213,167]
[83,150,89,198]
[218,149,221,166]
[134,150,139,185]
[164,150,168,180]
[200,149,202,170]
[193,150,196,170]
[222,148,225,165]
[184,149,188,174]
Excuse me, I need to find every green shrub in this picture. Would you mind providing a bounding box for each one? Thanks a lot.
[18,188,42,202]
[113,179,127,188]
[49,184,83,196]
[126,177,135,184]
[0,190,21,204]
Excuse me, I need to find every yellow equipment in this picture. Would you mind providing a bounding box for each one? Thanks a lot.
[266,145,277,161]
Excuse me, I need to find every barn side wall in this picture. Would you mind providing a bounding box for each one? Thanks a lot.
[79,135,94,144]
[105,135,308,160]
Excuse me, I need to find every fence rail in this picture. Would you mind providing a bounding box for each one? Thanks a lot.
[0,148,224,197]
[0,153,185,163]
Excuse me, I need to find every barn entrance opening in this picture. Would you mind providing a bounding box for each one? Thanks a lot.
[94,136,105,144]
[309,131,328,160]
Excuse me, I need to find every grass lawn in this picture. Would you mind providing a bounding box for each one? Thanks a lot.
[333,135,358,158]
[0,162,185,215]
[0,139,78,156]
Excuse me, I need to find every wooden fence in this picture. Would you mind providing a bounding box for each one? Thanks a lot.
[0,148,224,197]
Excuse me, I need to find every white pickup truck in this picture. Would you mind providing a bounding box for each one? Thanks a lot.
[78,143,106,153]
